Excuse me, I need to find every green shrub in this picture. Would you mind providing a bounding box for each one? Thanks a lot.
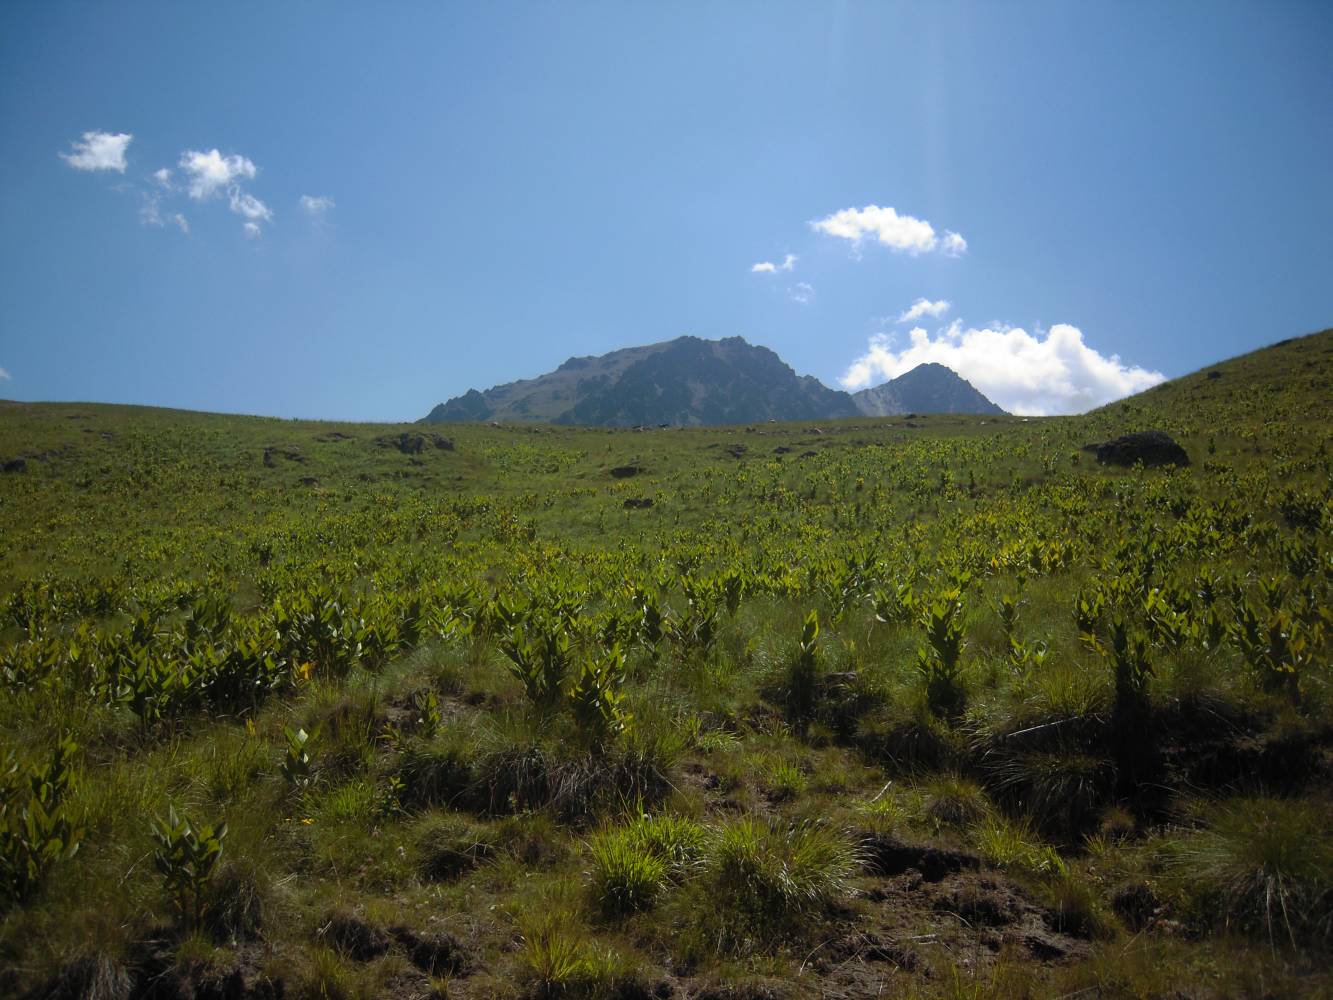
[568,644,632,746]
[917,589,967,718]
[279,726,316,792]
[781,610,821,731]
[152,805,227,930]
[0,735,84,906]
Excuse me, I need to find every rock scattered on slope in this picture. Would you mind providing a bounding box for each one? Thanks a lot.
[376,432,454,455]
[1090,430,1190,468]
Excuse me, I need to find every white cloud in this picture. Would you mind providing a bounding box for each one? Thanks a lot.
[788,282,815,305]
[300,194,335,215]
[140,195,188,233]
[751,253,796,274]
[179,149,257,200]
[810,204,966,257]
[941,231,967,257]
[898,298,951,323]
[60,131,133,172]
[840,321,1165,415]
[152,167,173,187]
[0,367,10,381]
[243,222,262,239]
[229,189,272,222]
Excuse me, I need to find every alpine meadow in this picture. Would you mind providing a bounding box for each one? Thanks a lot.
[0,329,1329,997]
[4,3,1333,998]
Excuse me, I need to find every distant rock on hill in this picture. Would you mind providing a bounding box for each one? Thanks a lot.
[422,336,861,427]
[851,363,1006,416]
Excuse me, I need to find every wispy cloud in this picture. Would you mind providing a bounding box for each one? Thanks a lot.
[140,194,188,233]
[243,221,262,239]
[0,367,11,382]
[300,194,335,215]
[751,253,796,274]
[840,321,1164,415]
[810,204,966,257]
[897,298,951,323]
[788,282,815,305]
[940,231,967,257]
[179,149,257,200]
[152,167,173,187]
[60,131,133,172]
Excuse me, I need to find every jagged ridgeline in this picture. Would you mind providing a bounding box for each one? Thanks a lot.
[422,335,1005,426]
[0,329,1329,998]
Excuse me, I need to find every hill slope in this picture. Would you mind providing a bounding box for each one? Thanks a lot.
[852,362,1006,416]
[0,328,1329,999]
[422,335,860,426]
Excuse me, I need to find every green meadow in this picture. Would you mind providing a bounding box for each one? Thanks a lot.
[0,330,1329,998]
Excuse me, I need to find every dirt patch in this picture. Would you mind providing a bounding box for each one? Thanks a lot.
[861,835,980,882]
[795,838,1094,995]
[262,445,305,467]
[390,925,472,976]
[321,909,390,960]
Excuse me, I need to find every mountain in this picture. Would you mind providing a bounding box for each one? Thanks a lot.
[422,336,1006,426]
[422,336,860,426]
[852,363,1006,416]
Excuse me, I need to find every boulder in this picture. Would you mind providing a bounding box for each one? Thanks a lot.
[1094,430,1190,468]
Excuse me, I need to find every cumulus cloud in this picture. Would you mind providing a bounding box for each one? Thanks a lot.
[898,298,951,323]
[175,148,272,234]
[179,149,257,200]
[152,167,173,187]
[300,194,335,215]
[840,322,1165,415]
[0,367,10,381]
[60,131,133,172]
[788,282,815,305]
[229,189,272,222]
[751,253,796,274]
[810,204,966,257]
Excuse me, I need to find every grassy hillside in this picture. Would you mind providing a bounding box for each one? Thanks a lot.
[0,329,1329,999]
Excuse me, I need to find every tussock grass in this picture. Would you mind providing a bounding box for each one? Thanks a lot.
[1163,796,1333,947]
[696,818,859,951]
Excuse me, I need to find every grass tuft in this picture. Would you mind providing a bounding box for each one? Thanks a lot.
[1164,796,1333,947]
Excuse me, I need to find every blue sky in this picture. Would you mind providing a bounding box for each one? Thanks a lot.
[2,2,1330,419]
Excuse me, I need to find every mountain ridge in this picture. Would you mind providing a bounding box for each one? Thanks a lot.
[422,335,1005,425]
[851,362,1006,417]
